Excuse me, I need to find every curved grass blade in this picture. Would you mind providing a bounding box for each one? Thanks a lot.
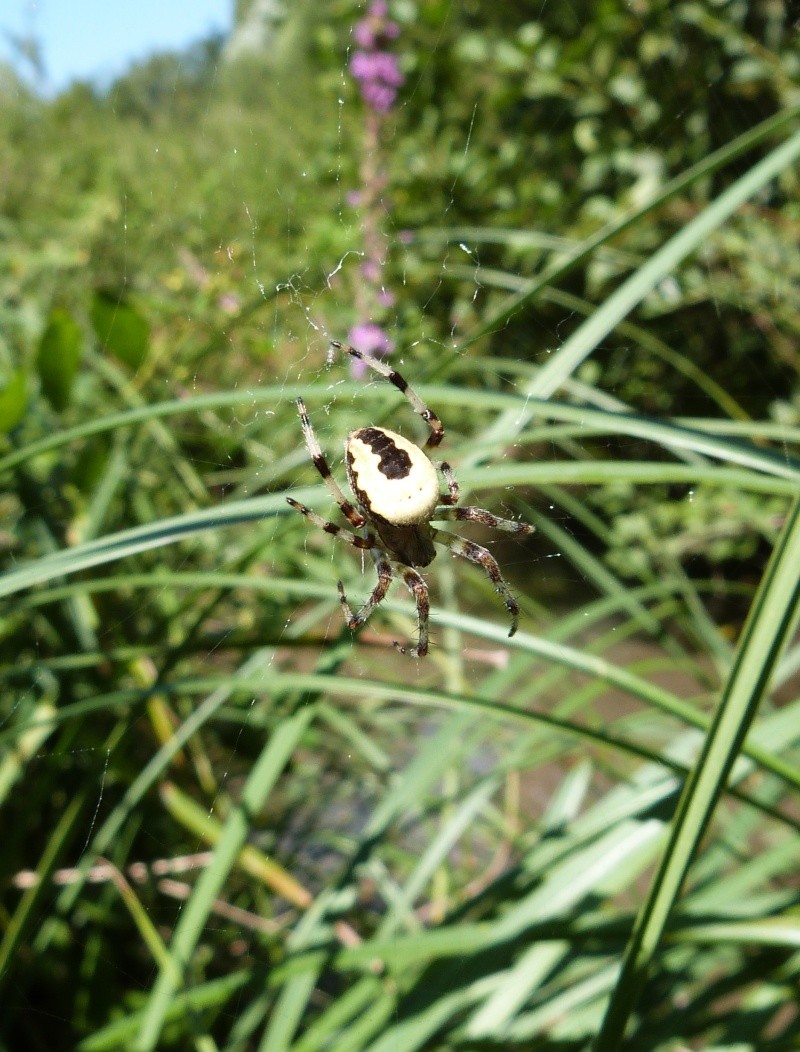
[3,381,797,482]
[464,124,800,462]
[0,458,796,601]
[440,104,800,348]
[593,494,800,1048]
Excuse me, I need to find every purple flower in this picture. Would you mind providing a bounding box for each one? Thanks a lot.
[347,322,395,377]
[350,51,404,89]
[353,22,376,48]
[349,50,374,81]
[360,259,382,283]
[350,2,403,114]
[373,51,403,86]
[348,322,394,356]
[364,84,397,113]
[350,50,404,112]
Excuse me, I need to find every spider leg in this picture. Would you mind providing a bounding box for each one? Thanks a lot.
[295,397,366,529]
[433,528,522,637]
[331,341,445,450]
[436,461,459,505]
[338,553,393,632]
[434,506,535,537]
[391,563,430,657]
[286,498,377,550]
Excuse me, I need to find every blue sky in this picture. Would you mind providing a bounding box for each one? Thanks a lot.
[0,0,232,93]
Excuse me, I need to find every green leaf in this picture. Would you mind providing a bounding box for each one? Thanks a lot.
[0,370,27,433]
[37,308,82,412]
[90,291,149,370]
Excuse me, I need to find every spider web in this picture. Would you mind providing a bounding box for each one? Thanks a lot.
[5,0,791,864]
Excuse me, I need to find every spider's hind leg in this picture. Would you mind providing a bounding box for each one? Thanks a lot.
[433,528,522,637]
[392,564,430,657]
[338,553,393,632]
[339,558,429,657]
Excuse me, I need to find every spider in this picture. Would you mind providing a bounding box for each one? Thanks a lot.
[287,341,535,656]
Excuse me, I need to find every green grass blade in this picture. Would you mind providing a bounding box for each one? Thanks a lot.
[133,703,316,1052]
[0,455,796,601]
[593,494,800,1048]
[0,792,85,987]
[453,102,800,347]
[77,971,256,1052]
[455,271,751,422]
[465,124,800,461]
[3,379,797,482]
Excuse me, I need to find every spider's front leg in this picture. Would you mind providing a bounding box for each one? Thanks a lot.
[286,498,376,550]
[434,528,522,637]
[295,397,367,530]
[331,341,445,451]
[436,461,459,506]
[434,505,535,537]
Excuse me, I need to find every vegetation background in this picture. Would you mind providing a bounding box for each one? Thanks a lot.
[1,0,799,1049]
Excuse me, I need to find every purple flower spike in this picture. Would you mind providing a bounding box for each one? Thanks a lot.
[345,4,402,365]
[361,259,382,283]
[353,22,376,48]
[362,83,397,113]
[350,1,403,114]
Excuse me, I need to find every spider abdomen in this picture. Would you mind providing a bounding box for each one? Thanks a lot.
[346,426,439,527]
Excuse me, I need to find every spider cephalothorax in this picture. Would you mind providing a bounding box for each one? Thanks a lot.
[287,341,534,655]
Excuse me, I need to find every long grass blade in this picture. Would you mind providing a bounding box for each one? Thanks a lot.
[133,704,316,1052]
[465,125,800,462]
[593,494,800,1048]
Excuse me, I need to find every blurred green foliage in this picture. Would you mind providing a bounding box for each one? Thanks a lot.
[37,308,83,411]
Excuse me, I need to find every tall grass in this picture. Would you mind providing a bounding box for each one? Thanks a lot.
[2,40,800,1052]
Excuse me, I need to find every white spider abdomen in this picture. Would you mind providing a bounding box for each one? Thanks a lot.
[346,427,439,525]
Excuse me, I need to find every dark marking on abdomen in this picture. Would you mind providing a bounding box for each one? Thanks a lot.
[355,428,412,479]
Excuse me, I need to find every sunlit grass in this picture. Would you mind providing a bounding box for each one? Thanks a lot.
[2,33,800,1052]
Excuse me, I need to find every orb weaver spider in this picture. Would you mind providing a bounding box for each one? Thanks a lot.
[287,342,534,655]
